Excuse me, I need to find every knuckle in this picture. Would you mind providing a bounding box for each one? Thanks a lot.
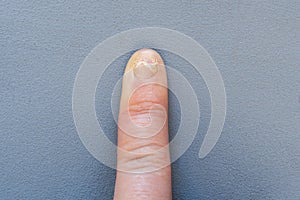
[118,141,169,172]
[128,101,166,127]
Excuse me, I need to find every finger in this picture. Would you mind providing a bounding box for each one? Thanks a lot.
[114,48,171,200]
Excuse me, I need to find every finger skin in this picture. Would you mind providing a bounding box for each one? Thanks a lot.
[114,49,171,200]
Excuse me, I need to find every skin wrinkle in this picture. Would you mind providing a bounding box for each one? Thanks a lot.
[120,140,166,153]
[116,145,170,173]
[117,134,170,172]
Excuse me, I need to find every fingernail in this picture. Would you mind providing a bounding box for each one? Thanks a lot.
[133,61,158,80]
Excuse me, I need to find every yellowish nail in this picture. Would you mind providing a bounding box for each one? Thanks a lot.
[133,61,158,80]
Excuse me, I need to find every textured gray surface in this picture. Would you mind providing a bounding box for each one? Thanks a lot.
[1,0,299,199]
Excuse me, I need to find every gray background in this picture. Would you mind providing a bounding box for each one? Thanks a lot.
[1,0,299,199]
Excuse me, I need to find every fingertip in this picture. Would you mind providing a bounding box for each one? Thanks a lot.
[125,48,164,74]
